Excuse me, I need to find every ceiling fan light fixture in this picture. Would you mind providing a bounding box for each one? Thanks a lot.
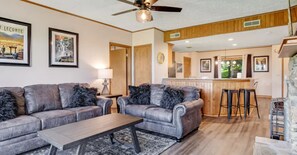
[136,9,152,23]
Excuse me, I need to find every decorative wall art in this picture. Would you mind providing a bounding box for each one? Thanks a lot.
[177,63,183,73]
[157,52,165,64]
[49,28,79,67]
[200,58,212,72]
[0,17,31,66]
[253,56,269,72]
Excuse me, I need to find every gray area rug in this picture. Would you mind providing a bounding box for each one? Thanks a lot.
[22,129,176,155]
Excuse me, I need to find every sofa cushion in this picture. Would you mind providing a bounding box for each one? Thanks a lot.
[67,106,102,121]
[69,85,97,108]
[150,84,166,106]
[145,107,173,123]
[181,86,200,102]
[125,105,157,117]
[58,83,90,108]
[0,115,40,141]
[31,110,76,129]
[24,84,62,114]
[128,85,151,105]
[0,90,18,122]
[0,87,25,115]
[160,87,184,110]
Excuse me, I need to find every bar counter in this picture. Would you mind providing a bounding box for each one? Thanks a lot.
[162,78,255,117]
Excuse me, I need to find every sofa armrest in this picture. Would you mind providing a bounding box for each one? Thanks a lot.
[117,96,129,114]
[173,98,204,138]
[96,96,113,115]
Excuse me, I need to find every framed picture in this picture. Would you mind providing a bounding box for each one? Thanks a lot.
[0,17,31,66]
[253,56,269,72]
[49,28,79,67]
[177,63,183,73]
[200,58,212,72]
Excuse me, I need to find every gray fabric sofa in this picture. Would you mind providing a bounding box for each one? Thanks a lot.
[0,83,112,155]
[117,84,204,141]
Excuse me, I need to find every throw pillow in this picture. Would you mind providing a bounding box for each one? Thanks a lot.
[150,84,166,106]
[0,90,18,122]
[128,85,150,105]
[160,87,184,110]
[69,85,97,108]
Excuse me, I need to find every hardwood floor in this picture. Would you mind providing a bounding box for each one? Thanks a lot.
[162,98,271,155]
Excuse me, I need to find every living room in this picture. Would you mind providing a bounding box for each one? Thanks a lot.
[0,0,296,155]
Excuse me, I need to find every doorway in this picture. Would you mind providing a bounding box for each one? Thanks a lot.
[134,44,152,86]
[109,43,132,112]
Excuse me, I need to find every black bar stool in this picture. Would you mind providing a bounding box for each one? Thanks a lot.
[239,88,260,119]
[218,89,241,121]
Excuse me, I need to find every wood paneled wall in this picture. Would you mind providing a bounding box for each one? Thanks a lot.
[163,78,254,117]
[164,6,297,42]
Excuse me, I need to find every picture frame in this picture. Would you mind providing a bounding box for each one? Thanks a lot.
[176,63,183,73]
[200,58,212,72]
[49,28,79,68]
[0,17,31,66]
[253,56,269,72]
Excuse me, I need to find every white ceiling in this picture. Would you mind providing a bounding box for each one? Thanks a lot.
[171,25,291,52]
[28,0,297,31]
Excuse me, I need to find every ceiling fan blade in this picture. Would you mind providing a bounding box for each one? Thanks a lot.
[117,0,135,6]
[151,6,182,12]
[112,8,138,16]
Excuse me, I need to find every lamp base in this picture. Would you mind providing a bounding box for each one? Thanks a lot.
[101,79,110,95]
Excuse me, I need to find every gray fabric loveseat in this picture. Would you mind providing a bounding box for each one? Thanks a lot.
[117,84,204,141]
[0,83,112,155]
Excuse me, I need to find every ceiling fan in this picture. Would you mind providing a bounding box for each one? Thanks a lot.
[112,0,182,23]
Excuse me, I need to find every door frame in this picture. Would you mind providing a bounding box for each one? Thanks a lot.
[109,42,132,95]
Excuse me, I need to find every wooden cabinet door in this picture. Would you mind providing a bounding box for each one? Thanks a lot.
[134,44,152,86]
[184,57,191,78]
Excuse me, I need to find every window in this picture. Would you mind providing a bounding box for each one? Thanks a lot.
[221,56,243,78]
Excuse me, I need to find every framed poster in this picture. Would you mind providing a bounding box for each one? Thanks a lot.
[200,58,211,72]
[177,63,183,73]
[49,28,79,67]
[0,17,31,66]
[253,56,269,72]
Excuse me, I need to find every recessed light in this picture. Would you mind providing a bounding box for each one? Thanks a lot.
[232,43,237,46]
[228,38,234,41]
[185,40,190,43]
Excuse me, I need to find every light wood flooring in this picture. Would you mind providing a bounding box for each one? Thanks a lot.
[162,98,271,155]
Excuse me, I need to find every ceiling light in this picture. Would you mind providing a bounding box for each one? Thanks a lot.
[232,43,237,46]
[136,10,152,23]
[228,38,234,41]
[185,40,190,43]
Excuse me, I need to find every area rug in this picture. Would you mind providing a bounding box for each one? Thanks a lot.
[22,129,176,155]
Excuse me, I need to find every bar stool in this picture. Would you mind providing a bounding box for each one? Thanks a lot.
[218,89,241,121]
[239,88,260,119]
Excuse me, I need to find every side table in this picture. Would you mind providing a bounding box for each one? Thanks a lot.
[99,94,123,113]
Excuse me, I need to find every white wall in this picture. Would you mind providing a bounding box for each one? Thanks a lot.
[0,0,132,89]
[175,47,274,96]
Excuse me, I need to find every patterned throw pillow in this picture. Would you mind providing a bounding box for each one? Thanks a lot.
[69,85,97,108]
[160,87,184,110]
[0,90,18,122]
[128,85,151,105]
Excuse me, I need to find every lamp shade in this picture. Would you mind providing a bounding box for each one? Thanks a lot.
[98,69,113,79]
[136,10,152,23]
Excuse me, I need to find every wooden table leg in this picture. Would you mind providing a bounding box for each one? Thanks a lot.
[76,143,86,155]
[110,133,115,144]
[130,126,141,153]
[48,145,57,155]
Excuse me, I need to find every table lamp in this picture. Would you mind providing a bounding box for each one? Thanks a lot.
[98,69,113,95]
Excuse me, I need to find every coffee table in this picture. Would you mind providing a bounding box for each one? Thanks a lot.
[38,113,143,155]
